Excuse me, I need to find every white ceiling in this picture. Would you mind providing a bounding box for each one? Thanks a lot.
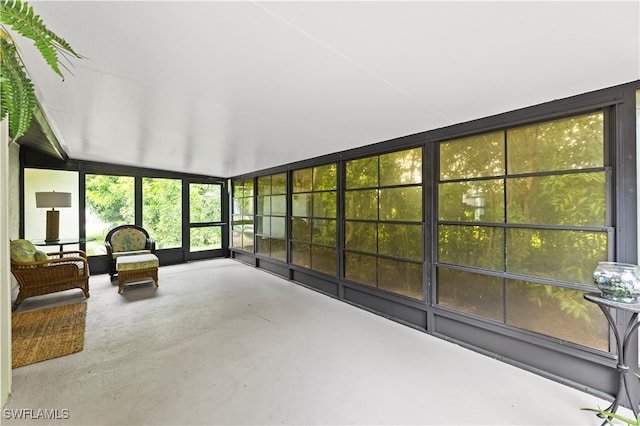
[13,1,640,177]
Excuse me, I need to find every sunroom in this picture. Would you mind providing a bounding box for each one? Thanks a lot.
[1,1,639,423]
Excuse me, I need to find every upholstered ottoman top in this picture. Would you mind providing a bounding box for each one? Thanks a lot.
[116,254,159,272]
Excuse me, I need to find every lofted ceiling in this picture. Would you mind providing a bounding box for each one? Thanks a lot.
[11,1,640,177]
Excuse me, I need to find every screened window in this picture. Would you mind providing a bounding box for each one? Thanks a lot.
[344,147,424,299]
[85,174,135,256]
[232,179,254,252]
[437,112,610,351]
[142,177,182,249]
[189,183,223,252]
[256,173,287,261]
[291,163,337,275]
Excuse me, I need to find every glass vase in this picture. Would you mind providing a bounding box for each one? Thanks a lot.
[593,262,640,303]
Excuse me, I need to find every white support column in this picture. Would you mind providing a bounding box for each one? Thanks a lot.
[0,119,12,408]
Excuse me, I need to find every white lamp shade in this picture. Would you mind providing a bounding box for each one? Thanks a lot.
[36,192,72,208]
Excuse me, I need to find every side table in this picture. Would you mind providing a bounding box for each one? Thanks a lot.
[584,292,640,421]
[33,237,91,253]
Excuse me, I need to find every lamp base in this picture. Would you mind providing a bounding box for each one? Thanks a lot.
[45,210,60,242]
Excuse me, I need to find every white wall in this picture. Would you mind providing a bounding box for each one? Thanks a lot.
[1,122,20,408]
[636,89,639,367]
[1,121,14,407]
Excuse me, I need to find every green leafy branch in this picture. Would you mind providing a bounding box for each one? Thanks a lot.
[582,374,640,425]
[582,408,639,426]
[0,0,83,141]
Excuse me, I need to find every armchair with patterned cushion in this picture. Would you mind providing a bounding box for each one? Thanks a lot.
[105,225,156,279]
[10,239,90,311]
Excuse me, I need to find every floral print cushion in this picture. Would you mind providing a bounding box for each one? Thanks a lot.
[116,254,159,272]
[112,250,151,259]
[110,228,148,253]
[34,251,49,261]
[10,240,40,263]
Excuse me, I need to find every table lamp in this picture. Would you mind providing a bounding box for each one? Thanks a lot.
[36,191,72,242]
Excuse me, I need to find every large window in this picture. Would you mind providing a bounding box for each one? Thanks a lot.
[256,173,287,261]
[232,178,254,252]
[189,183,223,252]
[85,174,135,256]
[24,169,79,252]
[437,112,610,350]
[291,163,337,276]
[142,177,182,249]
[344,147,423,299]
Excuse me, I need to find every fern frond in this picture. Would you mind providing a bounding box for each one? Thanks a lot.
[0,0,83,80]
[0,36,35,140]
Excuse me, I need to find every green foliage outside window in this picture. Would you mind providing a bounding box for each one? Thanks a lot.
[85,175,134,256]
[345,147,424,299]
[143,178,182,249]
[232,179,255,251]
[86,176,222,254]
[437,112,610,350]
[256,173,287,261]
[291,164,337,275]
[189,183,223,252]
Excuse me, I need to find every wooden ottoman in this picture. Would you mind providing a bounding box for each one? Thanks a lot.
[116,254,159,294]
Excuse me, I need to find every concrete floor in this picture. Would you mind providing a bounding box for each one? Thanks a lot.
[2,258,629,425]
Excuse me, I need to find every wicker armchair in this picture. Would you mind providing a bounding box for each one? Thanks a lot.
[105,225,156,279]
[10,239,90,311]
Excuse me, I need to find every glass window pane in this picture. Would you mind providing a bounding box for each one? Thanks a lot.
[291,218,311,242]
[293,168,312,193]
[142,177,182,249]
[437,267,504,321]
[507,172,606,226]
[292,242,311,268]
[345,253,377,287]
[506,280,609,351]
[271,195,287,216]
[438,225,504,271]
[242,197,254,216]
[379,187,422,222]
[345,221,377,253]
[313,192,337,218]
[380,147,422,186]
[232,231,243,249]
[312,219,336,246]
[440,132,505,180]
[85,174,134,256]
[292,194,311,217]
[189,183,222,223]
[313,164,337,191]
[439,180,504,223]
[378,259,423,299]
[378,223,423,260]
[190,226,222,251]
[345,190,378,220]
[271,217,286,238]
[242,227,254,251]
[233,182,244,198]
[257,196,270,215]
[311,246,336,275]
[346,156,378,189]
[507,112,604,174]
[271,173,287,194]
[256,216,269,235]
[257,176,271,195]
[243,179,254,197]
[257,236,270,255]
[271,238,287,261]
[506,229,607,285]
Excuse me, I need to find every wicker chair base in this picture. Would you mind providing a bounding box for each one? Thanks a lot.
[117,267,159,294]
